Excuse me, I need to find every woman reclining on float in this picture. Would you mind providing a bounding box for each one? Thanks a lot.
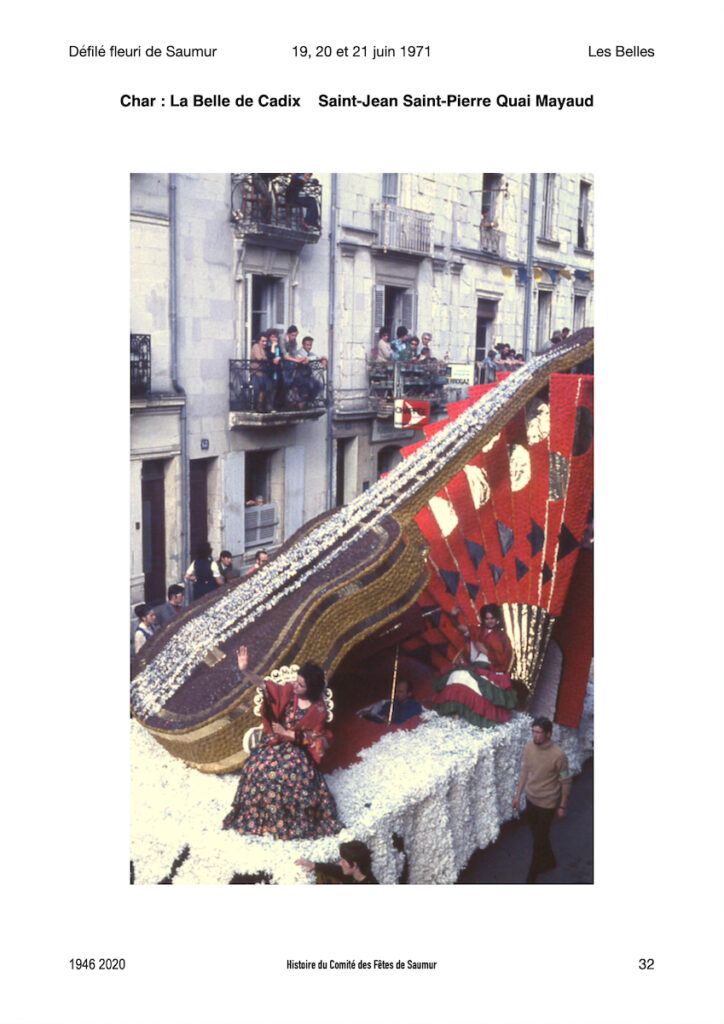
[430,603,518,727]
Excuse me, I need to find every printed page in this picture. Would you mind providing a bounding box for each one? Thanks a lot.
[3,2,722,1022]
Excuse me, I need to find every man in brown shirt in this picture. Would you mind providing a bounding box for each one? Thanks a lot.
[513,716,572,883]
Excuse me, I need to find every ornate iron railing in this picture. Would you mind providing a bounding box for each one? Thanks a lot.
[131,334,151,397]
[230,174,322,240]
[480,225,506,256]
[368,360,449,412]
[372,203,433,256]
[229,358,328,414]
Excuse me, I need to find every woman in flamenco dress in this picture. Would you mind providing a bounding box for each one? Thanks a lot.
[222,646,343,840]
[431,603,518,725]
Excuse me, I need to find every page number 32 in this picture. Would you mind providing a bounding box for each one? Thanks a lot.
[638,958,655,970]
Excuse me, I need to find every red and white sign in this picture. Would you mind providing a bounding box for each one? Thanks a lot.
[394,398,431,429]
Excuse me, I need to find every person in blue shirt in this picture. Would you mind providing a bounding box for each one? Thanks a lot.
[357,678,423,724]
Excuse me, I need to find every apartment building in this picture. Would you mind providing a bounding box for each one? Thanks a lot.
[130,172,594,610]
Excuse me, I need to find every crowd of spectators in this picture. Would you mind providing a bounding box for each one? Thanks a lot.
[133,543,272,656]
[250,324,328,413]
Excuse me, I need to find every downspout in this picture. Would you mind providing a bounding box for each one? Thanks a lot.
[169,174,190,595]
[326,173,338,510]
[522,172,537,359]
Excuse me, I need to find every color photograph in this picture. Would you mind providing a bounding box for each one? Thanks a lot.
[130,172,594,884]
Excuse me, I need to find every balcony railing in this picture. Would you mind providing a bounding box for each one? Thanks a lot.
[131,334,151,397]
[231,174,322,244]
[480,225,506,257]
[368,360,449,417]
[372,202,433,256]
[229,358,328,426]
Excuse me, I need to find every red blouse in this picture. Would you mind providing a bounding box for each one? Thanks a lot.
[260,679,332,764]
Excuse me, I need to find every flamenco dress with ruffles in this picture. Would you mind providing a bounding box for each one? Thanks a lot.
[430,627,517,727]
[223,682,342,840]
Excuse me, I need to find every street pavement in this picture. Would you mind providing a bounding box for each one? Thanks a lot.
[457,757,593,884]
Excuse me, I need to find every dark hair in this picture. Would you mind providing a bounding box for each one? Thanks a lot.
[480,603,502,627]
[410,335,419,345]
[168,584,184,599]
[302,335,314,344]
[286,324,298,334]
[339,840,373,876]
[220,550,232,559]
[396,325,409,339]
[378,327,390,339]
[266,328,280,340]
[487,349,497,358]
[195,541,212,560]
[255,549,268,562]
[298,662,326,702]
[134,603,150,620]
[532,716,553,735]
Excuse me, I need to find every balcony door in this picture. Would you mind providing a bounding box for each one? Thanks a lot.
[372,283,418,341]
[247,274,286,345]
[141,459,166,604]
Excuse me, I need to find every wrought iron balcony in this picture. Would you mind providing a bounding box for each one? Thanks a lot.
[231,174,322,246]
[480,224,506,257]
[372,202,433,257]
[131,334,151,397]
[368,360,449,418]
[229,358,329,427]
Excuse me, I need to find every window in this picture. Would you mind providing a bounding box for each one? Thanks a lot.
[573,294,587,331]
[381,173,399,206]
[536,290,552,352]
[244,450,277,548]
[577,181,591,249]
[245,450,272,504]
[372,284,418,343]
[541,173,556,239]
[248,274,285,344]
[244,503,278,548]
[482,173,504,226]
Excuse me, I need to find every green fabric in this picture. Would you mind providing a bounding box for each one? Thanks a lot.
[434,669,518,709]
[433,702,503,729]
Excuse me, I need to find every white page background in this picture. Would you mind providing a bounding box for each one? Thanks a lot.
[3,2,722,1022]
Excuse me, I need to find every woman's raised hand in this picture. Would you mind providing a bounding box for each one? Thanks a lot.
[237,646,249,671]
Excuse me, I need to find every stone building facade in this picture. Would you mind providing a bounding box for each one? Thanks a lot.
[130,172,594,611]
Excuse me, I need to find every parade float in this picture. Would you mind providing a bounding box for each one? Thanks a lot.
[131,329,594,884]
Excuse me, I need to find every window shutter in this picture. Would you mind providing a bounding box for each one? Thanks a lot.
[274,278,286,327]
[373,284,385,341]
[401,290,418,333]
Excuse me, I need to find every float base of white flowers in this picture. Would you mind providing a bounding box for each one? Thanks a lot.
[131,681,593,885]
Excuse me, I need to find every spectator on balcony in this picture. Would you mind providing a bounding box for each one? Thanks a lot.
[375,327,392,362]
[266,329,286,408]
[133,604,158,655]
[285,174,320,230]
[246,495,265,507]
[154,584,185,629]
[482,349,500,384]
[421,331,433,349]
[282,323,307,393]
[561,327,571,341]
[185,541,223,601]
[250,174,276,223]
[407,336,421,361]
[250,332,274,412]
[295,336,327,405]
[219,550,241,583]
[284,325,300,357]
[392,326,412,362]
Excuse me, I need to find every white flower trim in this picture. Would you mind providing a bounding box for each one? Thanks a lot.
[131,679,593,885]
